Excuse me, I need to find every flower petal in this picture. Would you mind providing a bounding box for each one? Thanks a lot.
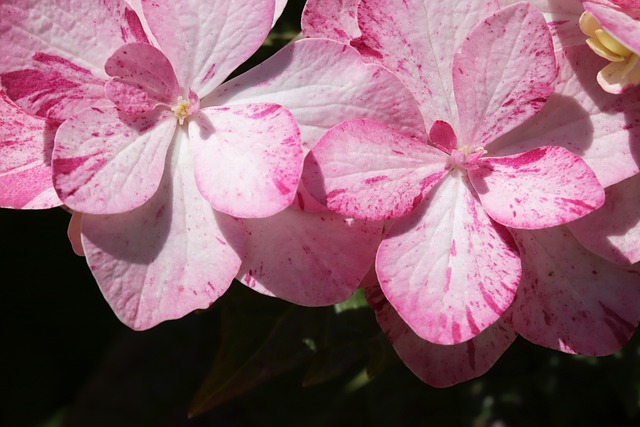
[52,106,175,214]
[67,211,84,256]
[206,38,426,152]
[609,0,640,7]
[507,227,640,356]
[498,0,586,50]
[0,91,60,209]
[141,0,274,95]
[454,3,557,149]
[569,174,640,265]
[301,0,361,42]
[429,120,458,155]
[353,0,499,130]
[469,146,605,229]
[303,120,449,220]
[366,286,516,387]
[597,58,640,94]
[238,208,382,306]
[377,174,521,345]
[274,0,288,27]
[0,0,148,74]
[490,45,640,187]
[584,0,640,54]
[81,135,247,330]
[104,43,181,114]
[0,0,147,121]
[190,104,302,218]
[1,56,108,124]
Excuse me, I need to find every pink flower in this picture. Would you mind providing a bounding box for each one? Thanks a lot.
[304,1,605,346]
[2,0,301,330]
[48,0,303,329]
[1,0,427,328]
[301,0,640,385]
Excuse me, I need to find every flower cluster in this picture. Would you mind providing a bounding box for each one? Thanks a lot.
[1,0,639,388]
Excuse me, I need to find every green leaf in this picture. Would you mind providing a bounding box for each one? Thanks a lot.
[333,288,369,314]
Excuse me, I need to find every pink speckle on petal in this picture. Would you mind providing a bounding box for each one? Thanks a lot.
[351,38,384,59]
[273,178,291,195]
[201,63,216,83]
[296,191,306,210]
[247,104,281,120]
[124,8,149,43]
[559,197,596,214]
[451,322,462,343]
[547,20,569,30]
[466,340,477,370]
[326,188,347,199]
[3,69,79,106]
[444,267,452,292]
[52,155,93,176]
[480,285,504,316]
[489,149,546,167]
[364,175,388,185]
[33,52,91,75]
[466,307,481,335]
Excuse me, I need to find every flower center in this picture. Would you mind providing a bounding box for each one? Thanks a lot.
[171,96,190,125]
[450,145,487,171]
[580,11,637,74]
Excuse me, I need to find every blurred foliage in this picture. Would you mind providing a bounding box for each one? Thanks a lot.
[2,1,640,427]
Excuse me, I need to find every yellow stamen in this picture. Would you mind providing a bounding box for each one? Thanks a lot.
[586,37,626,62]
[171,96,190,125]
[581,12,634,62]
[579,12,600,38]
[595,29,633,57]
